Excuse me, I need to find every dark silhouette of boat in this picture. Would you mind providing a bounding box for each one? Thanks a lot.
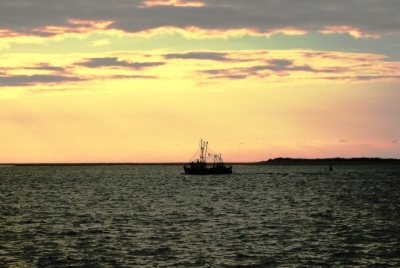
[184,139,232,175]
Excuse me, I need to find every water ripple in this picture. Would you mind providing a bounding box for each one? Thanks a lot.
[1,165,400,267]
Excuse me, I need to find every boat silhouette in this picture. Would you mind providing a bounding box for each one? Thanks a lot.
[184,139,232,175]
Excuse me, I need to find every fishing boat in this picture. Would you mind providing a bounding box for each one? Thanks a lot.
[183,139,233,175]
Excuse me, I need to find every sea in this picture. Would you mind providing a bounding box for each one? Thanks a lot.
[0,164,399,267]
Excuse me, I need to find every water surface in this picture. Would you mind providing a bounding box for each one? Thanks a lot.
[1,164,399,267]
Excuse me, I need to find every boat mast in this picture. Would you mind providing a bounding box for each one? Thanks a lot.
[199,139,208,163]
[205,141,208,162]
[199,139,203,162]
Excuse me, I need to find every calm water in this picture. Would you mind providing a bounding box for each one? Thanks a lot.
[1,164,399,267]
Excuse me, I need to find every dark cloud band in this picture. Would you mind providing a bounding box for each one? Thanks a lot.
[76,57,165,69]
[1,0,399,36]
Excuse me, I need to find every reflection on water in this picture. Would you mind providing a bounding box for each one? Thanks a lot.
[1,165,400,267]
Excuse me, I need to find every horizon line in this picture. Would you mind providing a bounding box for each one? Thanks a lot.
[1,157,400,166]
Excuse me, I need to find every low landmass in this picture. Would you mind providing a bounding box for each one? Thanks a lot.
[259,157,400,165]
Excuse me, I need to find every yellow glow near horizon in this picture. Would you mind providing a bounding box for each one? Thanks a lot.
[1,76,399,163]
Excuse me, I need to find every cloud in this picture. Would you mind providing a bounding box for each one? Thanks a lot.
[322,75,400,82]
[199,57,350,79]
[338,139,347,143]
[300,51,379,63]
[24,64,66,72]
[164,52,231,61]
[200,68,252,80]
[76,57,166,69]
[0,73,157,90]
[0,50,397,91]
[392,139,398,144]
[1,0,400,37]
[0,74,83,86]
[249,59,314,72]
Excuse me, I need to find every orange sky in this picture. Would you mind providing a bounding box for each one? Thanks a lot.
[1,0,400,163]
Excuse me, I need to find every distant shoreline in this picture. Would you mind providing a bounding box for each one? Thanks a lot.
[259,157,400,165]
[1,157,400,166]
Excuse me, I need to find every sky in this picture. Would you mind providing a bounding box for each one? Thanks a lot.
[1,0,400,163]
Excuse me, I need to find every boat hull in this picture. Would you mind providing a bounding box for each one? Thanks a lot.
[184,166,232,175]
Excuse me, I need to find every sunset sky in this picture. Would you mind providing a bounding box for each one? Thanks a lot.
[1,0,400,163]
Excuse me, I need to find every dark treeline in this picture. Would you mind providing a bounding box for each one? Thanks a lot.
[260,157,400,165]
